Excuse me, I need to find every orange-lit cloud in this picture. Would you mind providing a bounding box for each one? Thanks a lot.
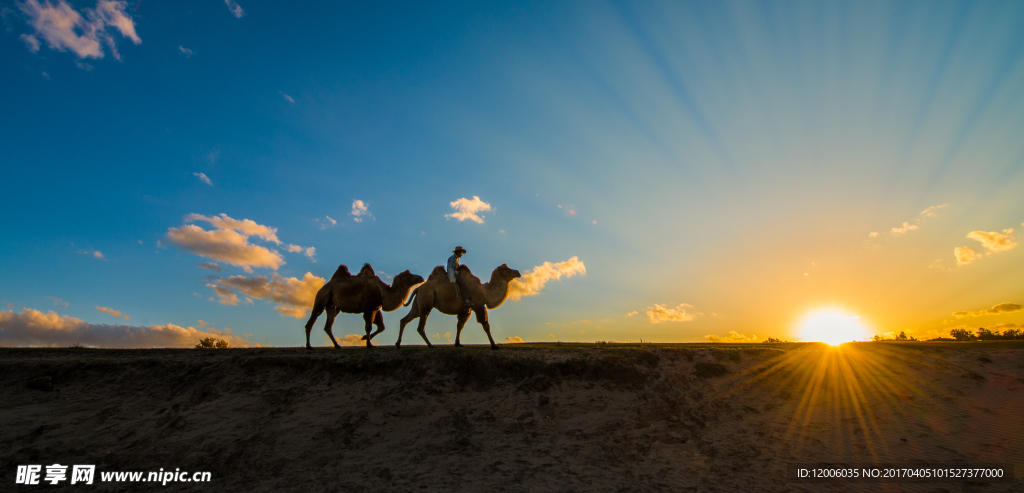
[877,204,948,237]
[285,244,316,260]
[165,213,287,272]
[952,302,1023,319]
[78,250,105,259]
[625,311,638,317]
[96,306,129,320]
[316,215,337,230]
[0,307,249,347]
[505,336,524,343]
[890,222,919,235]
[446,196,492,223]
[645,303,695,324]
[207,272,324,318]
[954,246,982,265]
[705,331,757,342]
[507,256,586,301]
[18,0,141,60]
[919,204,949,217]
[350,200,372,222]
[966,229,1017,253]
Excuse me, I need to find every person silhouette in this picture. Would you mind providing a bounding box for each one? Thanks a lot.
[447,246,472,306]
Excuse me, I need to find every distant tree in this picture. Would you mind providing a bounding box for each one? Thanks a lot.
[763,337,783,343]
[1003,329,1023,340]
[976,328,1000,341]
[196,337,229,349]
[897,331,908,341]
[872,335,883,342]
[950,328,973,341]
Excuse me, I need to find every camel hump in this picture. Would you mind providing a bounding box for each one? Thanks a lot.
[428,266,448,281]
[358,263,375,276]
[330,264,351,280]
[457,264,473,276]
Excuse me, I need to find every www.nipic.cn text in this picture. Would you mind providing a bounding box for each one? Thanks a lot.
[15,465,212,486]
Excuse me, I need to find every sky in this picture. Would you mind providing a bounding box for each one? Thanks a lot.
[1,0,1023,348]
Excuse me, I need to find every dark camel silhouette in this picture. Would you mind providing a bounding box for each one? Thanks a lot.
[304,264,424,348]
[396,264,521,350]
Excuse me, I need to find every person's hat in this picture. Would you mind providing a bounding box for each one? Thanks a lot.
[453,246,467,254]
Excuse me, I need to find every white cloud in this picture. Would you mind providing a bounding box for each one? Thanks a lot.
[178,45,193,57]
[165,213,287,273]
[285,244,316,261]
[193,172,212,185]
[74,60,92,70]
[445,196,491,223]
[705,331,757,342]
[78,249,104,259]
[224,0,244,18]
[207,272,324,318]
[966,229,1017,253]
[350,200,372,222]
[954,246,982,265]
[645,303,695,324]
[0,307,250,348]
[316,215,337,230]
[504,336,524,343]
[507,257,586,301]
[280,92,294,103]
[18,0,141,60]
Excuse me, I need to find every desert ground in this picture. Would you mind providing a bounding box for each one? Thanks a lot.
[2,342,1022,492]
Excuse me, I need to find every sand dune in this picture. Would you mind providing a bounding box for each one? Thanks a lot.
[2,342,1022,491]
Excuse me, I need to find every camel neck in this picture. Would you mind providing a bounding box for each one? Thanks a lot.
[483,273,512,309]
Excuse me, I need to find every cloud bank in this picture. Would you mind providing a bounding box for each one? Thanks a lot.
[207,272,324,318]
[645,303,695,324]
[446,196,491,223]
[18,0,141,60]
[165,214,311,272]
[0,308,249,348]
[952,302,1023,319]
[705,331,757,343]
[507,257,586,301]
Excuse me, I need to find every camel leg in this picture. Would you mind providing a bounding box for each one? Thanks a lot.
[362,311,376,348]
[416,311,433,347]
[397,310,417,349]
[454,310,471,347]
[362,309,386,341]
[323,306,342,348]
[475,308,499,350]
[304,304,326,349]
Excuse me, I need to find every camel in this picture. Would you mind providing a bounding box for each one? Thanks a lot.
[395,263,521,350]
[304,264,424,349]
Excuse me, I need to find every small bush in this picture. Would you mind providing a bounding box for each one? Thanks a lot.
[693,361,728,379]
[196,337,229,349]
[763,337,785,343]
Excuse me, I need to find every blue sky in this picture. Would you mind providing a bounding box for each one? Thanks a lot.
[2,0,1023,347]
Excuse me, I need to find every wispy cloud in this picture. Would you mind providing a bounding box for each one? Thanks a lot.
[316,215,337,230]
[954,246,982,265]
[165,213,287,273]
[279,91,294,103]
[952,302,1023,319]
[507,257,586,301]
[178,45,193,58]
[504,336,524,343]
[78,249,105,260]
[0,307,250,348]
[705,331,757,342]
[96,305,129,320]
[350,200,373,222]
[890,222,918,235]
[872,203,948,238]
[44,296,68,308]
[445,196,491,223]
[206,272,324,318]
[625,311,638,317]
[285,244,316,261]
[196,262,222,272]
[18,0,141,60]
[645,303,695,324]
[193,172,212,186]
[223,0,244,18]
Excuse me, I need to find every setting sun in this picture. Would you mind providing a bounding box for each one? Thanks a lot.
[798,310,870,346]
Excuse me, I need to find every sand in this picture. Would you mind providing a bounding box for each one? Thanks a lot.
[2,342,1022,492]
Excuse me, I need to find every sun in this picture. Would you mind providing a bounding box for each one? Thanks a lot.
[798,309,870,346]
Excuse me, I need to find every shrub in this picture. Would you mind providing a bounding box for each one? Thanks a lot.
[950,328,974,341]
[196,337,229,349]
[763,337,784,343]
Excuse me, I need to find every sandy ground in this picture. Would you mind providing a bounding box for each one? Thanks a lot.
[2,342,1022,492]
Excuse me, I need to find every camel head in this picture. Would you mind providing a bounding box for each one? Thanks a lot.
[393,269,425,287]
[493,263,521,282]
